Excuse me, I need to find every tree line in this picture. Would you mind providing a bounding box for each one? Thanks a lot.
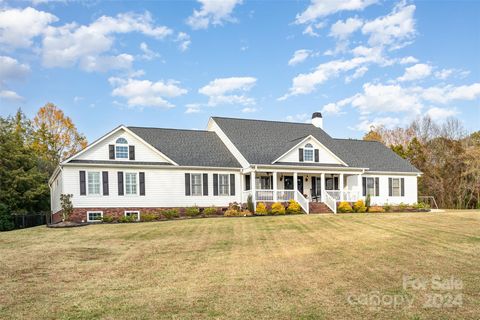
[0,104,87,230]
[363,116,480,209]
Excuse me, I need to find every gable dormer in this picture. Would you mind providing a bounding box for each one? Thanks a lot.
[65,126,176,164]
[273,136,347,165]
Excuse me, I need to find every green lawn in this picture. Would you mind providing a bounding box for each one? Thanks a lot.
[1,211,479,319]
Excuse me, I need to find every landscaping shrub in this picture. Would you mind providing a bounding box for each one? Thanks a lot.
[365,194,371,209]
[140,213,157,222]
[286,199,302,214]
[241,210,253,216]
[414,202,430,211]
[229,202,241,211]
[162,209,179,219]
[271,202,286,215]
[383,203,392,212]
[247,194,254,213]
[185,206,200,217]
[224,209,243,217]
[368,206,385,213]
[338,201,353,213]
[101,215,115,223]
[60,194,73,221]
[398,202,408,211]
[255,202,268,215]
[119,215,136,223]
[203,207,218,216]
[353,200,367,213]
[0,203,14,231]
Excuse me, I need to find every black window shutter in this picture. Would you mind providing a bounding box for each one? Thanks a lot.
[245,175,251,191]
[362,177,366,196]
[129,145,135,160]
[375,177,380,196]
[312,177,317,196]
[102,171,109,195]
[79,171,86,195]
[334,176,339,190]
[203,173,208,196]
[401,178,405,196]
[388,178,393,197]
[139,172,145,196]
[299,148,304,162]
[118,172,124,196]
[185,173,191,196]
[213,174,219,196]
[314,149,319,162]
[230,174,235,196]
[109,145,115,159]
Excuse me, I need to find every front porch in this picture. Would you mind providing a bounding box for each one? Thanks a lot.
[241,168,364,214]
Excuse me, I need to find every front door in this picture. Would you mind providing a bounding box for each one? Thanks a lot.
[297,176,304,194]
[284,176,293,190]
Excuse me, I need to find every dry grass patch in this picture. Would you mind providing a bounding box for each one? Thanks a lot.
[0,210,479,319]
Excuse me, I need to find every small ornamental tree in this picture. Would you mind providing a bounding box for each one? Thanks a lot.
[60,194,73,222]
[353,200,367,213]
[247,194,254,213]
[0,203,14,231]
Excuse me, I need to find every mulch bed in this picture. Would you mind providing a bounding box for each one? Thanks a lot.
[47,221,89,228]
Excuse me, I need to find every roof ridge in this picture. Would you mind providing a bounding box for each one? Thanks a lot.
[128,126,210,133]
[212,116,314,126]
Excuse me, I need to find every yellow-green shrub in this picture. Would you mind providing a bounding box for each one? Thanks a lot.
[368,206,385,213]
[353,200,367,213]
[255,202,268,215]
[140,213,157,222]
[338,201,353,213]
[271,202,286,215]
[203,207,218,216]
[286,199,302,214]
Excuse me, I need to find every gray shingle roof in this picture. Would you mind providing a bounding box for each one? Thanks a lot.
[212,117,420,173]
[128,127,241,168]
[69,160,172,166]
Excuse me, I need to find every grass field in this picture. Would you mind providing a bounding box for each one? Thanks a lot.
[1,211,479,319]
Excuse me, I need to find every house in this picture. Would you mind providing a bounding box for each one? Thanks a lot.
[49,113,421,222]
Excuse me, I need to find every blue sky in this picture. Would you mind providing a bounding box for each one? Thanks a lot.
[0,0,479,141]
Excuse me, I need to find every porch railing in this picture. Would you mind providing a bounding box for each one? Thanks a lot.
[325,190,360,202]
[324,192,337,214]
[295,190,309,214]
[253,189,309,214]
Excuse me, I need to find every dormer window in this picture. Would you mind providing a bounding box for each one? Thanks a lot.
[115,138,129,159]
[304,143,314,162]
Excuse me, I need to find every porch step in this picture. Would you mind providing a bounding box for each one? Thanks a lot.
[309,202,333,214]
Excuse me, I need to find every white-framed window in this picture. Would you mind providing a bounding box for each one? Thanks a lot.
[219,174,230,196]
[391,178,401,197]
[366,177,376,196]
[87,171,101,195]
[115,137,129,159]
[191,173,202,196]
[125,172,138,195]
[87,211,103,222]
[125,211,140,221]
[304,143,314,162]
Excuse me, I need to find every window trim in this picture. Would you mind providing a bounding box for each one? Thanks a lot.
[87,171,101,196]
[303,143,314,162]
[190,173,203,196]
[365,177,376,197]
[115,137,129,159]
[391,177,401,197]
[219,174,230,196]
[124,172,138,196]
[124,210,140,221]
[87,211,103,222]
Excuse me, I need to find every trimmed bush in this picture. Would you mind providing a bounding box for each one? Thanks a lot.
[338,201,353,213]
[224,209,243,217]
[185,206,200,217]
[365,194,371,209]
[141,213,157,222]
[353,200,367,213]
[383,203,392,212]
[271,202,286,215]
[255,202,268,215]
[162,209,179,219]
[102,215,115,223]
[286,199,302,214]
[203,207,218,216]
[247,194,254,214]
[398,202,408,211]
[368,206,385,213]
[119,215,136,223]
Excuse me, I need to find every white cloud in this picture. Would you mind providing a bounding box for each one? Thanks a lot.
[0,89,24,101]
[397,63,432,82]
[420,83,480,104]
[399,56,418,64]
[176,32,191,51]
[345,66,368,83]
[434,68,454,80]
[295,0,377,24]
[139,42,160,60]
[329,17,363,40]
[199,76,257,106]
[425,107,458,121]
[0,7,58,49]
[288,49,312,66]
[302,22,326,37]
[0,56,30,81]
[186,0,242,30]
[42,12,172,70]
[185,103,201,114]
[80,54,134,72]
[285,113,309,123]
[109,77,187,109]
[241,107,257,113]
[352,116,401,131]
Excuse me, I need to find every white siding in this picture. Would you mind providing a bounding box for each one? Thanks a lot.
[207,119,250,168]
[361,174,418,205]
[50,171,63,213]
[277,137,343,164]
[76,129,170,163]
[62,166,241,208]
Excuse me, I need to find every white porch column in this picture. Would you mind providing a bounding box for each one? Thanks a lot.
[251,171,256,208]
[339,173,344,201]
[321,173,325,202]
[273,171,278,202]
[293,172,298,200]
[357,174,362,200]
